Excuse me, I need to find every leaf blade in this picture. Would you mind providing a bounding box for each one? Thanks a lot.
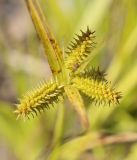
[25,0,63,79]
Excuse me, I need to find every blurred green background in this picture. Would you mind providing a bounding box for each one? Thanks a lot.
[0,0,137,159]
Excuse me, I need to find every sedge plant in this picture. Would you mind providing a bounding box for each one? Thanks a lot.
[14,0,121,128]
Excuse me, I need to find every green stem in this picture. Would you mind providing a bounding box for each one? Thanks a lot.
[25,0,63,81]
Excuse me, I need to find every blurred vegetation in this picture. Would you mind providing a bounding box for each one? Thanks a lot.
[0,0,137,160]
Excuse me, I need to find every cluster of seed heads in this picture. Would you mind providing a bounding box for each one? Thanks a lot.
[15,27,121,120]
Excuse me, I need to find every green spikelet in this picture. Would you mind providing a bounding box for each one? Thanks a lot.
[14,81,64,119]
[65,27,96,72]
[77,67,106,81]
[72,76,121,105]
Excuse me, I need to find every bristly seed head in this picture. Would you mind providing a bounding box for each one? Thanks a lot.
[72,76,121,105]
[14,26,122,121]
[65,27,96,72]
[76,67,107,82]
[14,81,64,119]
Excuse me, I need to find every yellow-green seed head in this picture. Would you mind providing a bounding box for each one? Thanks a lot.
[65,27,96,72]
[72,76,121,105]
[14,81,64,119]
[77,67,106,82]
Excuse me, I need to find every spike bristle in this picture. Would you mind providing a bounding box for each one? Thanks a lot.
[14,81,64,119]
[65,27,96,72]
[77,67,107,82]
[72,76,121,105]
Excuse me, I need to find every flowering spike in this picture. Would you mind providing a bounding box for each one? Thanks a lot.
[14,24,122,123]
[72,76,121,105]
[65,27,96,72]
[14,81,64,119]
[77,67,107,82]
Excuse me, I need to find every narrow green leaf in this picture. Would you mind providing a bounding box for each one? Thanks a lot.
[59,132,99,160]
[108,23,137,82]
[52,103,65,146]
[59,132,137,160]
[25,0,63,79]
[77,0,113,29]
[65,85,89,129]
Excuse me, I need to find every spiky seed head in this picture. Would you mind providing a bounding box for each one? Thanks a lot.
[77,67,107,82]
[65,27,96,72]
[14,81,64,119]
[72,76,121,105]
